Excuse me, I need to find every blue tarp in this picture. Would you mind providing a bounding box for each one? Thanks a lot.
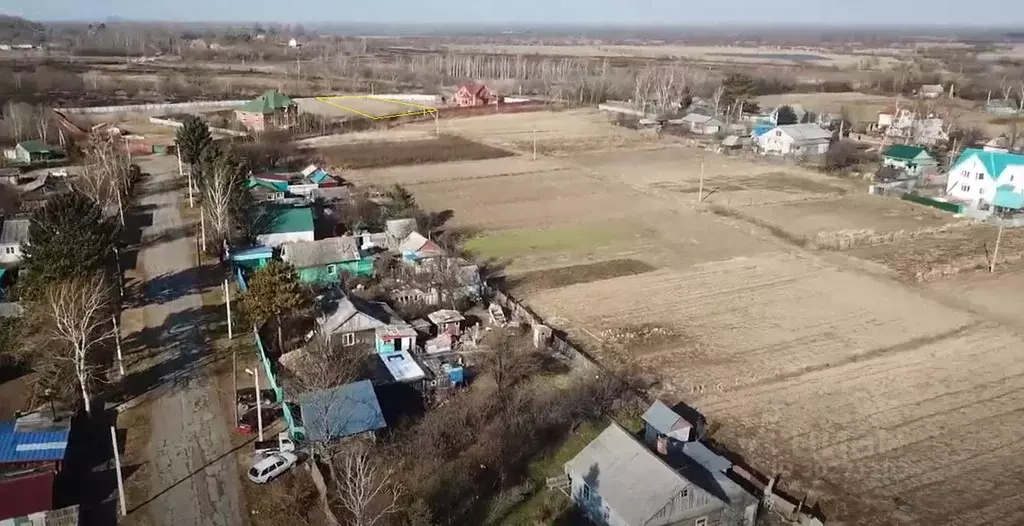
[298,380,386,442]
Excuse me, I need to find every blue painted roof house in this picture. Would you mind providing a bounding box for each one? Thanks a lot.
[297,380,386,442]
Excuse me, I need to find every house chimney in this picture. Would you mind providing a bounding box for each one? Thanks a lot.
[656,435,669,456]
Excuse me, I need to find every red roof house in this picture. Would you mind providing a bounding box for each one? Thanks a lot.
[453,82,503,108]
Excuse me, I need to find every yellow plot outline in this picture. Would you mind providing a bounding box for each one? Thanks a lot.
[315,95,437,120]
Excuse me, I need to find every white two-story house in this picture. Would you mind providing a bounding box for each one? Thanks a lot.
[946,148,1024,209]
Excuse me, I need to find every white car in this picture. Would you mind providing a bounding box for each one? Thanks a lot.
[247,451,298,484]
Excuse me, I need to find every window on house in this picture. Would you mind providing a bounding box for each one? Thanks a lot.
[327,264,338,276]
[980,188,985,195]
[977,173,984,180]
[695,517,708,526]
[1012,175,1016,182]
[341,332,356,347]
[581,483,592,501]
[4,247,11,254]
[681,487,689,498]
[961,184,971,192]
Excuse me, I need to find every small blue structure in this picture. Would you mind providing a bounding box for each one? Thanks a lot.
[752,121,774,138]
[444,364,465,385]
[297,380,386,442]
[375,324,417,354]
[230,246,273,271]
[995,184,1024,210]
[0,411,72,467]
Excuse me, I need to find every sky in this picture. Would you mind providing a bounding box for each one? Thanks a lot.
[4,0,1024,26]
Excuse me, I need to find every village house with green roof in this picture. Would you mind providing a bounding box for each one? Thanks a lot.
[2,140,65,166]
[235,89,298,132]
[881,144,937,176]
[254,205,316,247]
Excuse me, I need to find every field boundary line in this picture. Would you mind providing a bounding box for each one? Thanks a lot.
[316,96,376,119]
[315,95,436,120]
[364,95,438,112]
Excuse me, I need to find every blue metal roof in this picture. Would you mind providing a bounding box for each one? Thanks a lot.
[0,415,71,464]
[298,380,386,442]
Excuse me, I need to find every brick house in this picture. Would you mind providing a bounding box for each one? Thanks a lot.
[453,82,503,107]
[235,89,298,132]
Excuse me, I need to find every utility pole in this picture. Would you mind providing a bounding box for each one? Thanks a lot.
[991,219,1005,273]
[224,279,233,339]
[232,345,238,425]
[246,368,264,441]
[532,124,538,161]
[200,208,207,253]
[110,426,127,516]
[697,156,705,204]
[433,110,439,137]
[112,315,124,377]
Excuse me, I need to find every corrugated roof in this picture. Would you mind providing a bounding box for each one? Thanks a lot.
[399,232,444,258]
[380,351,426,383]
[776,123,832,142]
[954,148,1024,182]
[317,296,398,335]
[264,207,314,235]
[642,400,691,436]
[427,309,464,325]
[281,237,360,268]
[883,144,929,161]
[565,423,698,525]
[0,219,29,245]
[239,89,295,114]
[298,380,386,442]
[0,303,24,319]
[0,412,71,464]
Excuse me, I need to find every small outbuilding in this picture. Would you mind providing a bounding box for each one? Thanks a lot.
[296,380,386,442]
[254,206,315,248]
[427,309,464,338]
[0,218,30,265]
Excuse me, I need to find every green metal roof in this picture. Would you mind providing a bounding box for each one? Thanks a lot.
[247,177,287,192]
[266,206,314,234]
[17,140,62,154]
[882,144,929,161]
[954,148,1024,181]
[239,89,295,114]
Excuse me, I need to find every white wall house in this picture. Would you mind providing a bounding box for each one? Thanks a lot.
[946,149,1024,207]
[0,218,30,264]
[757,123,832,156]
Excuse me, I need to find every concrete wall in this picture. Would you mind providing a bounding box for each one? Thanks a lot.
[62,100,250,114]
[148,117,249,138]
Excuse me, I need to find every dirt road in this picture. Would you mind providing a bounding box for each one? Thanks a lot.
[117,157,243,526]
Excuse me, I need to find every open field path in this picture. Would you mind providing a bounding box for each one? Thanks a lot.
[114,157,243,526]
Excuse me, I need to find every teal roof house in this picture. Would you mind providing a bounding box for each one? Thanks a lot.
[947,149,1024,208]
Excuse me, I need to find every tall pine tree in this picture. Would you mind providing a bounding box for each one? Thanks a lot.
[21,191,119,298]
[175,116,213,177]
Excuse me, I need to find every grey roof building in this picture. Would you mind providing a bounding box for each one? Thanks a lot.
[565,423,758,526]
[281,236,360,268]
[297,380,386,442]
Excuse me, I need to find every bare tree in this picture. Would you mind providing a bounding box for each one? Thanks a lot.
[198,151,245,250]
[286,329,367,393]
[333,444,403,526]
[76,134,130,224]
[36,273,115,416]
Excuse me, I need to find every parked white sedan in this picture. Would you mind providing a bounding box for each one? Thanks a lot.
[247,451,298,484]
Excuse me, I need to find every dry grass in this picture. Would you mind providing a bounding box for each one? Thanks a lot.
[322,108,1024,523]
[313,135,511,170]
